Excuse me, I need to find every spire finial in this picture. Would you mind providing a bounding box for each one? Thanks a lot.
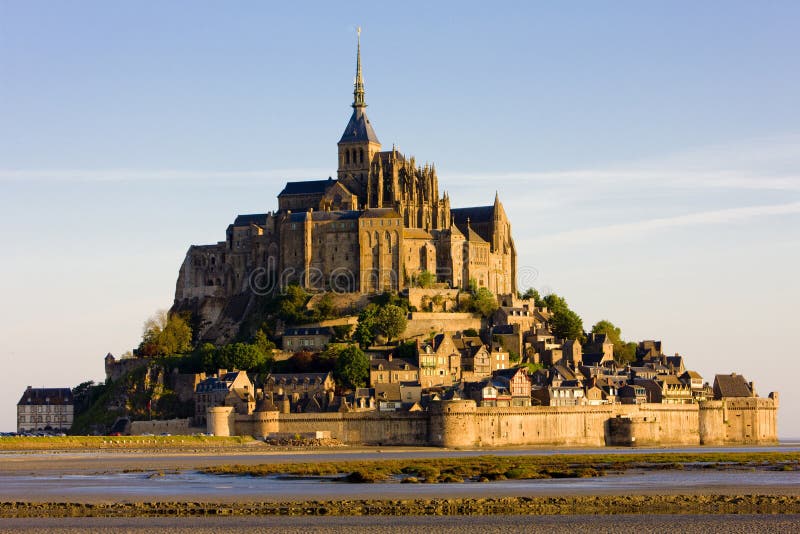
[353,27,366,108]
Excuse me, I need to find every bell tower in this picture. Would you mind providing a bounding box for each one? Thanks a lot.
[337,28,382,205]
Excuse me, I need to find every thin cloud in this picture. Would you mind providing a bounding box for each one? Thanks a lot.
[0,168,331,183]
[523,202,800,248]
[444,134,800,192]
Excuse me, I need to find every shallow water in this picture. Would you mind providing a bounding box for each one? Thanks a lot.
[3,468,799,501]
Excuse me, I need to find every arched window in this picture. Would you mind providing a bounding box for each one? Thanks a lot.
[359,148,364,163]
[345,150,350,165]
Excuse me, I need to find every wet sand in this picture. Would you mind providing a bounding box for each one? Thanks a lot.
[2,444,797,475]
[2,513,800,533]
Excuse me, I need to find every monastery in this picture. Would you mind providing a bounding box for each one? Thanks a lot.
[174,33,515,341]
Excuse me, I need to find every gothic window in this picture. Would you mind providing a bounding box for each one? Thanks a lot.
[359,148,364,163]
[345,150,350,165]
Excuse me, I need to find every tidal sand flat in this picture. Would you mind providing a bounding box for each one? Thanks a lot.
[2,514,800,534]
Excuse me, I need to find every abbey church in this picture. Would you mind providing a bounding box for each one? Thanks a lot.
[174,35,517,339]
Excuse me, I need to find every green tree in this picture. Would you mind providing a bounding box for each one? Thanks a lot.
[138,310,193,357]
[277,284,312,324]
[332,324,353,341]
[591,320,622,344]
[469,287,499,317]
[414,270,436,288]
[353,304,379,347]
[253,329,276,355]
[192,343,217,373]
[375,304,408,341]
[313,292,336,320]
[334,344,369,390]
[520,287,544,307]
[543,294,584,341]
[615,341,638,363]
[215,343,267,371]
[590,320,636,363]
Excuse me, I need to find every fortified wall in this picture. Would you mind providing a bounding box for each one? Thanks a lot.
[209,396,778,447]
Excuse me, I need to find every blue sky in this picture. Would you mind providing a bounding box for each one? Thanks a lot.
[1,1,799,435]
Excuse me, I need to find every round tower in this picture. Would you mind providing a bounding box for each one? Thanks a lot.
[207,406,235,436]
[429,400,478,448]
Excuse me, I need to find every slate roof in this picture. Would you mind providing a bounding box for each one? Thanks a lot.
[713,374,753,398]
[582,353,607,366]
[339,107,380,144]
[267,372,332,383]
[375,383,401,401]
[279,178,336,196]
[287,210,361,223]
[283,327,334,337]
[451,206,494,225]
[233,213,268,227]
[360,208,401,219]
[17,387,73,406]
[370,358,418,372]
[492,325,516,335]
[403,228,433,239]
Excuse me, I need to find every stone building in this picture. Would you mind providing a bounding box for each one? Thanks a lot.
[369,356,419,386]
[172,34,517,342]
[281,327,334,352]
[194,370,253,426]
[17,387,74,434]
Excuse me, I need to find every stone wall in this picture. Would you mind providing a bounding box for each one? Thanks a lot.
[129,418,203,435]
[275,412,429,445]
[404,312,482,338]
[698,397,779,445]
[407,288,459,312]
[214,397,778,447]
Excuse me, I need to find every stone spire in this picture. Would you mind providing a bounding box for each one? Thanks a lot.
[353,27,366,109]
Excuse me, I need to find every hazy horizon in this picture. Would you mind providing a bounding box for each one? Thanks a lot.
[1,1,798,436]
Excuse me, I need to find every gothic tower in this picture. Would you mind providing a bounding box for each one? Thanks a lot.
[337,29,382,205]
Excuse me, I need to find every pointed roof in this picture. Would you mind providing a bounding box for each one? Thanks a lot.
[353,27,366,109]
[339,29,380,145]
[340,107,380,144]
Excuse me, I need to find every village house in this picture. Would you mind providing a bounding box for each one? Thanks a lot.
[618,383,647,404]
[194,370,253,425]
[654,375,694,404]
[465,378,513,407]
[281,327,334,352]
[417,333,462,388]
[582,333,614,365]
[713,373,756,399]
[454,335,494,379]
[263,372,336,398]
[369,355,419,385]
[492,367,532,407]
[16,387,74,434]
[532,380,585,406]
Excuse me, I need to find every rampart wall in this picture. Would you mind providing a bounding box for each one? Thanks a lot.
[213,397,778,447]
[130,418,204,436]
